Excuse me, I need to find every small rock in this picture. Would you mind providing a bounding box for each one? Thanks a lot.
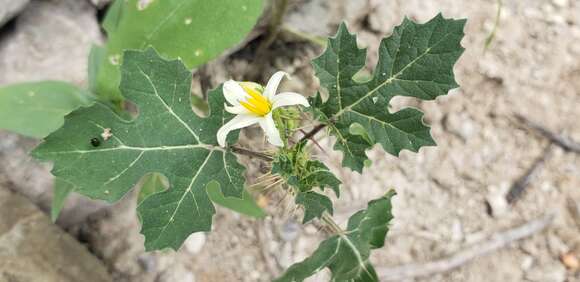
[451,219,463,242]
[0,0,103,85]
[183,232,206,254]
[285,0,334,37]
[0,186,111,282]
[137,254,157,273]
[521,256,534,271]
[485,184,510,217]
[279,219,300,242]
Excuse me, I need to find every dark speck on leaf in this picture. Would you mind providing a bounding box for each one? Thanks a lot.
[91,138,101,147]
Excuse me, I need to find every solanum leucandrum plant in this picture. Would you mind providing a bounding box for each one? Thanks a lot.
[30,11,465,282]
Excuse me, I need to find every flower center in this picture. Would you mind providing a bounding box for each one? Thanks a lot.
[239,82,272,116]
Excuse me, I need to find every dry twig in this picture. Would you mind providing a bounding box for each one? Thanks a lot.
[299,123,327,143]
[378,214,555,281]
[515,114,580,153]
[230,146,274,162]
[506,144,553,204]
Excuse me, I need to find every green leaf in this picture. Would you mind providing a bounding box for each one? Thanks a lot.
[32,48,247,251]
[295,191,333,224]
[0,81,93,138]
[137,173,168,205]
[88,45,107,94]
[207,181,266,219]
[311,15,466,172]
[51,178,74,222]
[276,190,396,282]
[96,0,264,102]
[102,0,125,34]
[299,160,341,196]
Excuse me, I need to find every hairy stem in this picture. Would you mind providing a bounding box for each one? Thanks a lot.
[321,211,344,234]
[230,146,274,162]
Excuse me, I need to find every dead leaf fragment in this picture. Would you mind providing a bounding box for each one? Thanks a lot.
[101,128,112,141]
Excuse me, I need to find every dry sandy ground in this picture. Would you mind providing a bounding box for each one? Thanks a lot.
[1,0,579,281]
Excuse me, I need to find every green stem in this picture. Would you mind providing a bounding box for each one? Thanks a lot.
[280,25,327,47]
[258,0,290,53]
[272,110,289,147]
[484,0,502,52]
[321,211,344,234]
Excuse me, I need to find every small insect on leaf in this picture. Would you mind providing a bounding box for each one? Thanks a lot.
[90,137,101,147]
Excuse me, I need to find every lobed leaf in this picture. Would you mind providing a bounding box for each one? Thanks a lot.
[32,48,246,251]
[276,190,396,282]
[311,14,466,172]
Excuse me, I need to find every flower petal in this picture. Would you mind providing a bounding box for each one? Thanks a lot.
[271,92,310,109]
[217,114,261,147]
[223,80,247,106]
[259,113,283,147]
[263,71,288,100]
[224,104,250,115]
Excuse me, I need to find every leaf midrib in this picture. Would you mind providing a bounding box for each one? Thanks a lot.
[332,29,455,120]
[42,143,219,155]
[145,149,214,247]
[336,233,373,278]
[137,66,201,143]
[142,0,189,43]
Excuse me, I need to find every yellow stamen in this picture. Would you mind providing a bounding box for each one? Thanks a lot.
[239,83,272,116]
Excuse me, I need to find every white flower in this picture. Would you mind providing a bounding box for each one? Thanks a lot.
[217,71,310,147]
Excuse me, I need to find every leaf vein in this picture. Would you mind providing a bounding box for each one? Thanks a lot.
[136,66,201,143]
[104,150,145,186]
